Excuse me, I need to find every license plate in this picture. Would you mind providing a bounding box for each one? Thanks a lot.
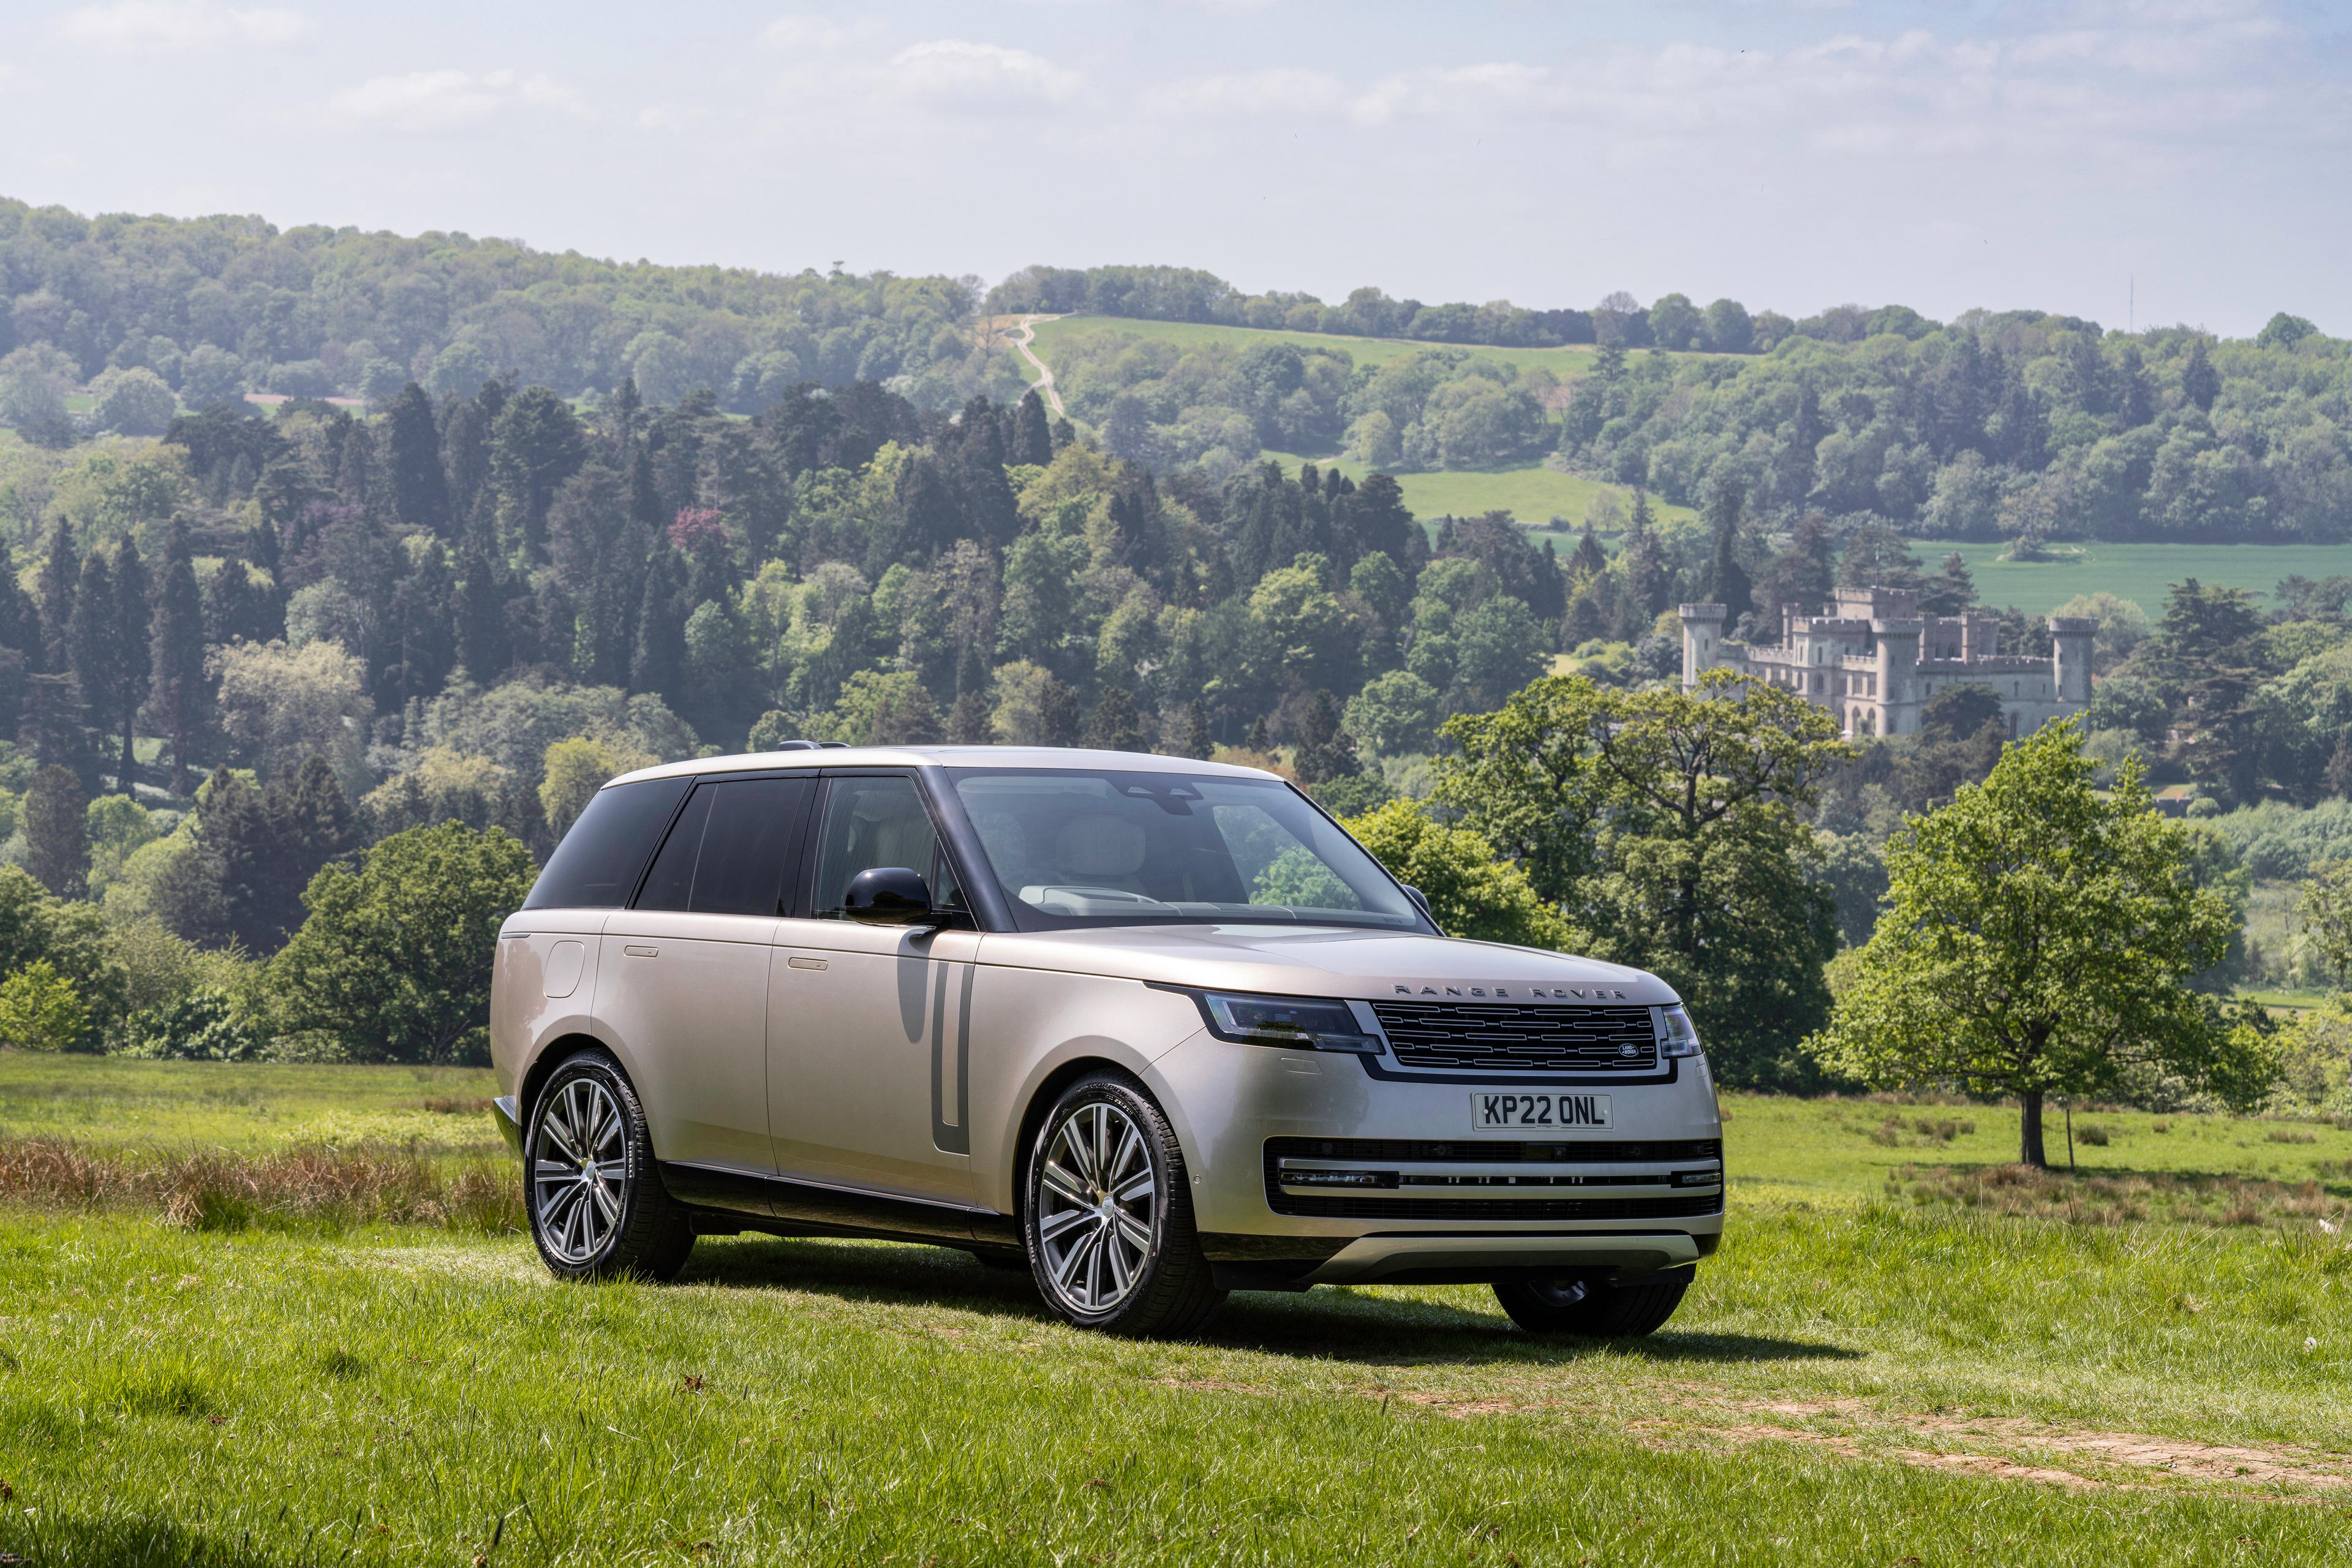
[1472,1091,1612,1129]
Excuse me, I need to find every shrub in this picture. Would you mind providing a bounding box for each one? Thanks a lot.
[0,959,90,1051]
[119,987,263,1061]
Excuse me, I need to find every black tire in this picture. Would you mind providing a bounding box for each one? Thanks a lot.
[1023,1072,1224,1337]
[1493,1266,1692,1338]
[523,1049,695,1283]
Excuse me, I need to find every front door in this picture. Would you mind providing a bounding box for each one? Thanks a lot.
[767,773,981,1206]
[595,774,810,1176]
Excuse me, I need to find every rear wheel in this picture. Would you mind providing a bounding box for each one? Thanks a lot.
[1493,1267,1692,1338]
[524,1050,694,1283]
[1024,1074,1223,1337]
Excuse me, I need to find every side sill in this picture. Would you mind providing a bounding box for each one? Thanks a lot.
[657,1161,1019,1248]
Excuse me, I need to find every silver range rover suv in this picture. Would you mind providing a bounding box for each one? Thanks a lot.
[489,746,1723,1338]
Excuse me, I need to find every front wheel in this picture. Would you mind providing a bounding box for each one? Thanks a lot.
[1024,1074,1224,1337]
[1493,1267,1692,1338]
[524,1050,694,1282]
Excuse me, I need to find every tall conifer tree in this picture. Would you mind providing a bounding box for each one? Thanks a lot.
[149,519,207,794]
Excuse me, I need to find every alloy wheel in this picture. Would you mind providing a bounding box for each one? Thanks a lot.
[1035,1101,1159,1315]
[532,1077,628,1265]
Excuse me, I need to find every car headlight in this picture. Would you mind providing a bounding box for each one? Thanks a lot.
[1659,1004,1703,1058]
[1195,991,1384,1054]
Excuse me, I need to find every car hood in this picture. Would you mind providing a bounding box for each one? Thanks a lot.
[971,924,1678,1006]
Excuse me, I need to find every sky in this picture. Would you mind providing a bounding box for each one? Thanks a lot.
[1,0,2346,338]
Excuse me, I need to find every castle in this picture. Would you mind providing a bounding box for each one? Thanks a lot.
[1678,587,2095,739]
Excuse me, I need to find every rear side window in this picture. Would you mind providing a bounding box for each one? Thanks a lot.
[522,777,691,910]
[636,776,810,916]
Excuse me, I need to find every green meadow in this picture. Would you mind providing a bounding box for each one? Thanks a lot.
[2,1056,2350,1565]
[1909,540,2352,616]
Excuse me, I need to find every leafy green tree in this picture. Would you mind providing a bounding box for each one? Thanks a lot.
[0,344,75,445]
[825,670,943,745]
[89,367,178,436]
[1344,669,1441,758]
[538,736,634,840]
[1807,720,2271,1166]
[1343,801,1574,949]
[0,865,127,1034]
[1438,670,1850,1086]
[22,765,89,898]
[267,821,537,1064]
[0,959,89,1052]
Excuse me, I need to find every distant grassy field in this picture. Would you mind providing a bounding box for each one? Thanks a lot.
[1919,539,2352,616]
[1259,448,1695,530]
[4,1056,2351,1564]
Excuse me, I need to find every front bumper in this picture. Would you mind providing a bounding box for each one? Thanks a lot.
[1150,1036,1724,1284]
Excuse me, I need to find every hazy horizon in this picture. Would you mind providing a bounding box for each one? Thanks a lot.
[2,0,2346,339]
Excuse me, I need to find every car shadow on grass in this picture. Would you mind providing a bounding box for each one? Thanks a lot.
[680,1236,1857,1365]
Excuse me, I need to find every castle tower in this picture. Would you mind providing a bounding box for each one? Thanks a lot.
[2049,616,2097,709]
[1872,614,1923,736]
[1678,603,1728,688]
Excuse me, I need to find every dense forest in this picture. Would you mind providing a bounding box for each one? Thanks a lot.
[0,197,1020,417]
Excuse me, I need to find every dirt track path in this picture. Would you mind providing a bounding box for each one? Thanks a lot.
[1007,314,1065,417]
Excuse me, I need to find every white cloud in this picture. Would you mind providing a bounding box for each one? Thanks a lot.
[329,69,590,135]
[57,0,309,52]
[1145,67,1343,116]
[883,39,1080,113]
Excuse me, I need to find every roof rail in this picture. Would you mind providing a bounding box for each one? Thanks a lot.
[771,739,824,751]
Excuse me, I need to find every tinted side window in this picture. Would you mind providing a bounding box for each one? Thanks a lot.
[692,777,810,915]
[811,777,945,915]
[523,777,691,910]
[634,785,714,912]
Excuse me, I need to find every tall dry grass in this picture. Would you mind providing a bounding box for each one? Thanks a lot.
[0,1137,521,1233]
[1893,1161,2351,1229]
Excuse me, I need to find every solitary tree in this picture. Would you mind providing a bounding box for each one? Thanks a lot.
[1806,719,2275,1166]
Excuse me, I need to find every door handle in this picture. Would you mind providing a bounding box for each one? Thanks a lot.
[625,945,658,958]
[786,955,828,971]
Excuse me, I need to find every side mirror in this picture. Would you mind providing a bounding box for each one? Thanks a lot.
[1401,884,1443,934]
[843,866,936,926]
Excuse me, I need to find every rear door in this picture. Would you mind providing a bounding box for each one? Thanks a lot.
[594,774,812,1175]
[766,772,982,1205]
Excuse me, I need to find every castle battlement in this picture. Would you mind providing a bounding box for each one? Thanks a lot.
[1678,588,2094,740]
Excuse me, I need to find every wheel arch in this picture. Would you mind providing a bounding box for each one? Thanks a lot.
[1005,1055,1162,1218]
[518,1030,617,1129]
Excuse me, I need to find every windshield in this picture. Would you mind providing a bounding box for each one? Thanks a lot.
[945,768,1424,932]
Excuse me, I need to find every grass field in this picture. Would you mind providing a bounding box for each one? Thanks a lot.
[1258,449,1696,531]
[1918,540,2352,616]
[4,1056,2351,1565]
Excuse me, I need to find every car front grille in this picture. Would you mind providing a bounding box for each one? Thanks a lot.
[1370,1001,1660,1072]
